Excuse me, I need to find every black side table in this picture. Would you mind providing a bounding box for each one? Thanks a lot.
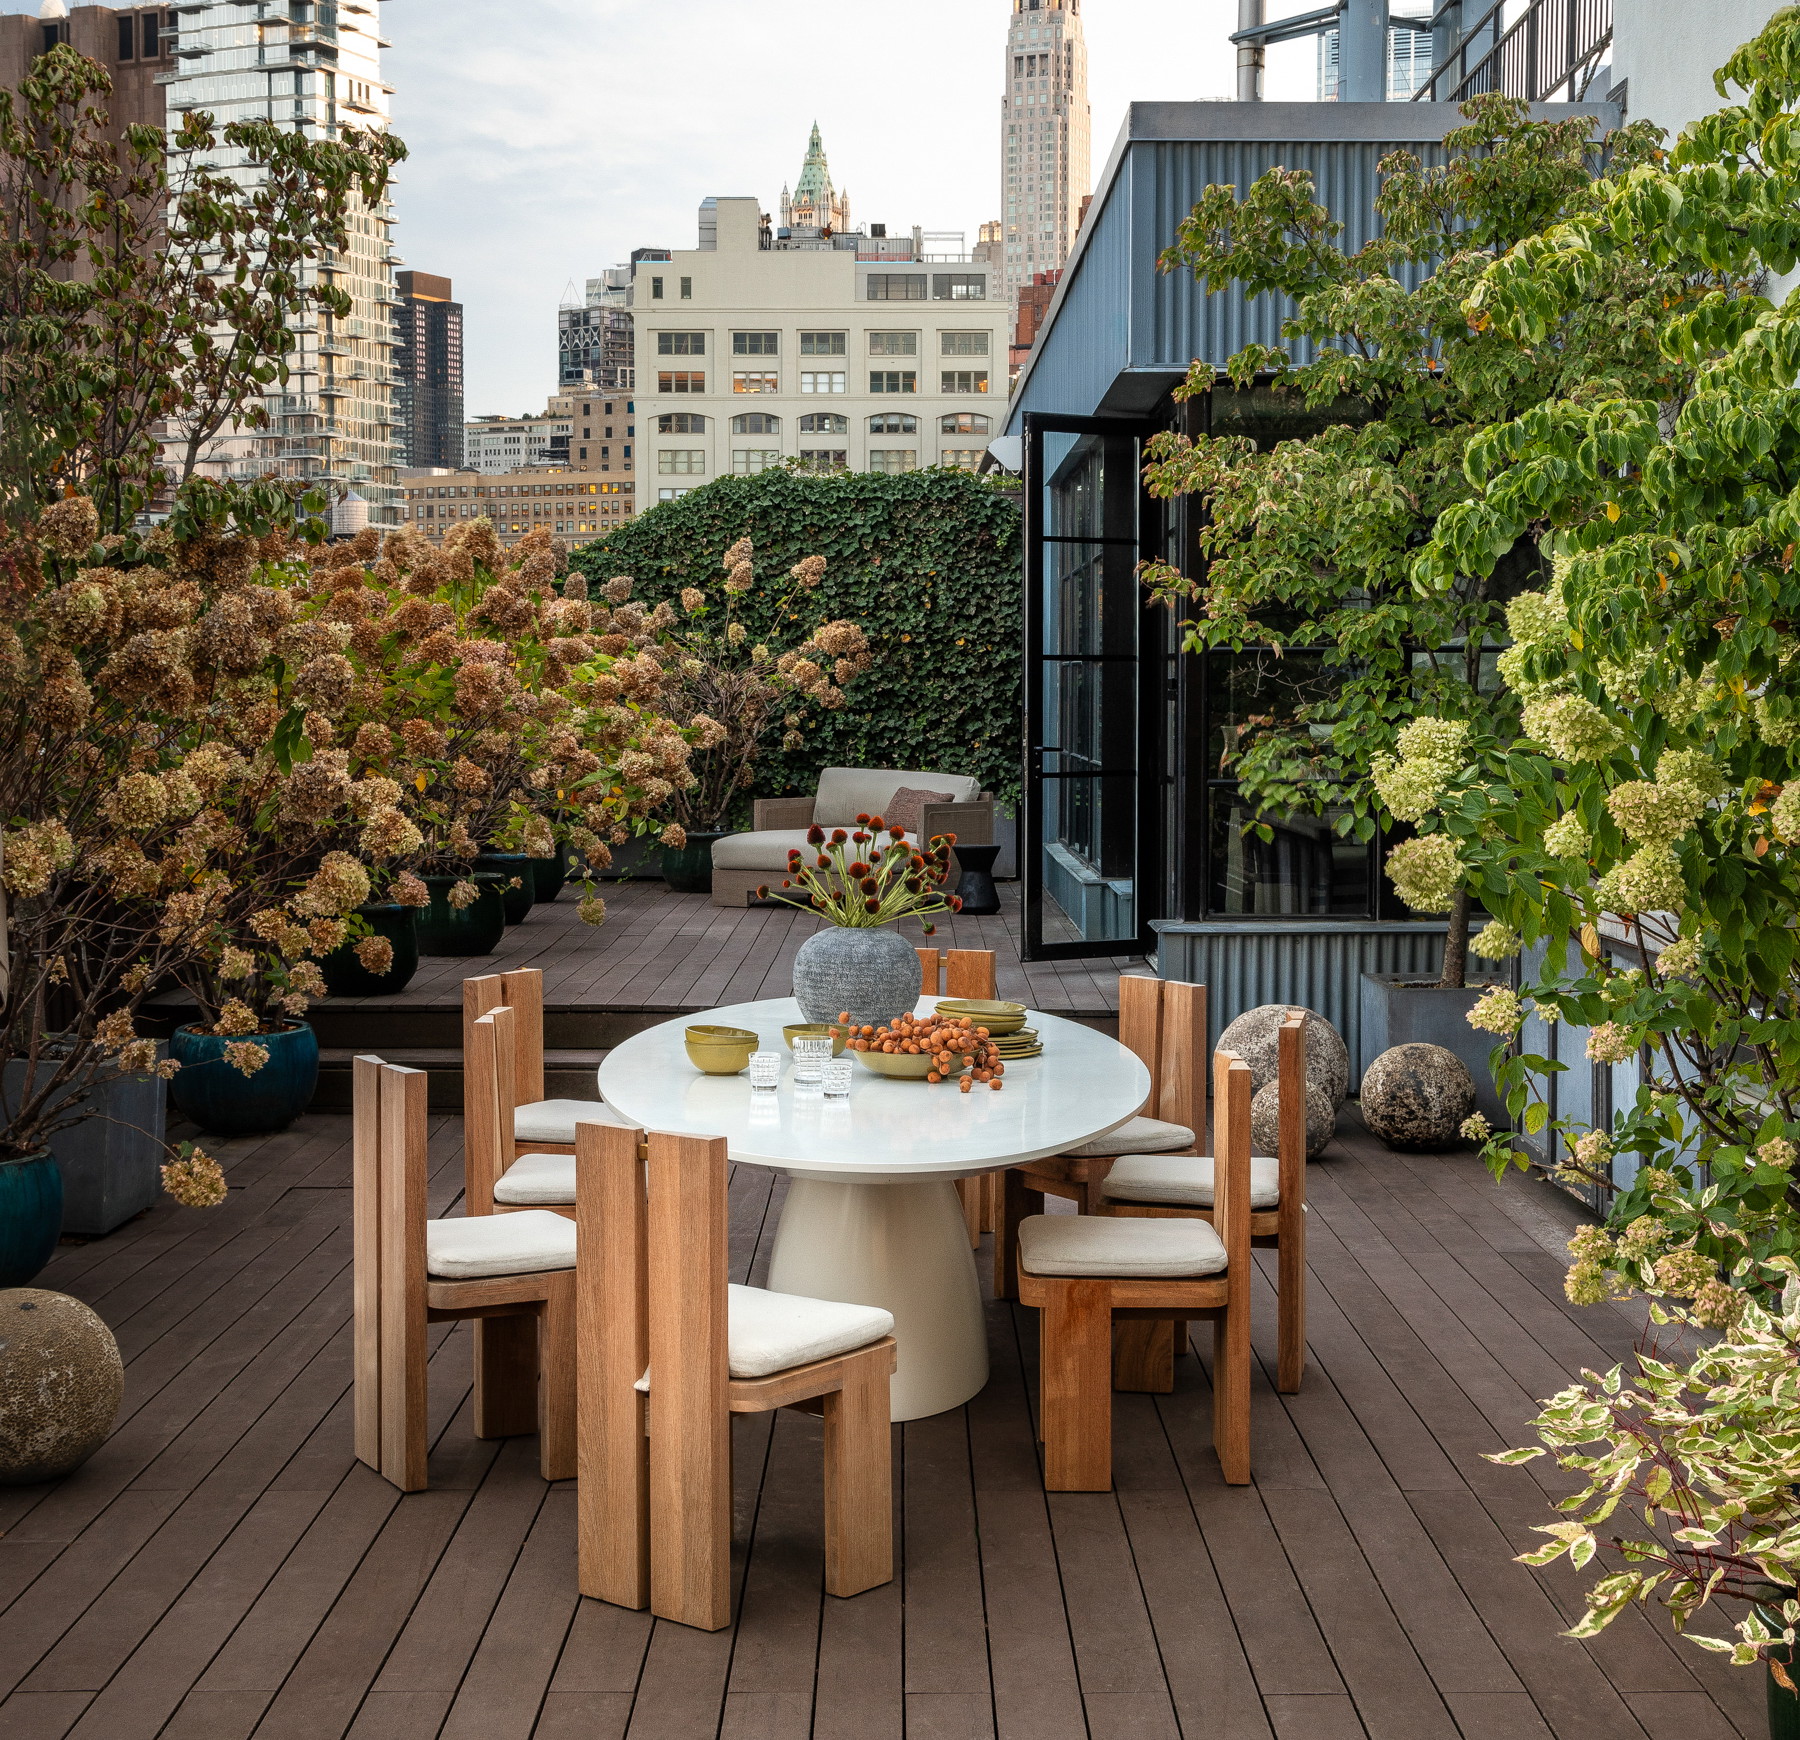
[952,843,1002,916]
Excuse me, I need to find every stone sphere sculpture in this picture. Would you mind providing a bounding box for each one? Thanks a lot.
[1250,1078,1337,1160]
[0,1289,123,1485]
[1360,1044,1476,1151]
[1216,1004,1349,1106]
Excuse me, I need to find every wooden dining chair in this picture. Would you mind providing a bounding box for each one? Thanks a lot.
[915,948,1002,1244]
[996,976,1207,1298]
[463,967,611,1158]
[1015,1050,1255,1491]
[352,1055,577,1492]
[574,1120,898,1629]
[1098,1008,1309,1394]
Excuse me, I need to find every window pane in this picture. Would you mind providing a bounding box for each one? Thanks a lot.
[799,331,847,355]
[1207,797,1372,916]
[657,449,706,475]
[800,372,846,394]
[868,449,916,475]
[732,449,781,475]
[869,371,917,395]
[798,449,848,471]
[656,332,705,355]
[932,274,987,301]
[940,331,989,356]
[733,332,779,354]
[657,372,704,393]
[732,371,778,393]
[868,331,918,357]
[867,274,926,301]
[731,412,780,435]
[868,413,917,434]
[940,370,989,395]
[799,413,847,434]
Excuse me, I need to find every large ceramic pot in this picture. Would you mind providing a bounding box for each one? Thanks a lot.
[0,1288,123,1484]
[792,925,920,1029]
[319,904,420,998]
[661,830,729,895]
[531,845,569,903]
[1359,974,1507,1127]
[474,853,536,925]
[169,1021,319,1136]
[0,1154,62,1288]
[415,873,507,956]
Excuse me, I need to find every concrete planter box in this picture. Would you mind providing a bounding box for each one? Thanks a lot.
[1359,975,1507,1128]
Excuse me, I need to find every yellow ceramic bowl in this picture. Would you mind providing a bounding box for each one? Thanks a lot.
[935,998,1028,1036]
[783,1022,848,1056]
[853,1046,970,1080]
[684,1025,758,1075]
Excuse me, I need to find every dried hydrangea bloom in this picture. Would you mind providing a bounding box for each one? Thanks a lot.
[361,806,422,860]
[353,934,395,976]
[578,895,607,926]
[214,999,259,1037]
[659,823,687,849]
[39,494,100,558]
[220,947,256,980]
[295,851,371,916]
[393,872,430,908]
[162,1149,228,1209]
[447,879,481,910]
[224,1041,270,1078]
[289,961,327,999]
[789,555,826,589]
[604,575,634,604]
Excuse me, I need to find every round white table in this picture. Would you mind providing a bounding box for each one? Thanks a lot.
[597,996,1150,1420]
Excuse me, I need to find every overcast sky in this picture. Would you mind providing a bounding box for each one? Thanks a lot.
[40,0,1341,414]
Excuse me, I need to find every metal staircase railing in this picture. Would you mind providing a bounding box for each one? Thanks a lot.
[1411,0,1612,103]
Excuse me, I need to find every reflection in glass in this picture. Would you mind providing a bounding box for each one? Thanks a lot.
[1207,797,1371,916]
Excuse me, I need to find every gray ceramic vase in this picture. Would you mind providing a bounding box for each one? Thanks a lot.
[792,925,921,1029]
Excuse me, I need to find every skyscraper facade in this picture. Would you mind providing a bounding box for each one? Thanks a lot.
[1000,0,1092,308]
[393,271,464,472]
[162,1,401,525]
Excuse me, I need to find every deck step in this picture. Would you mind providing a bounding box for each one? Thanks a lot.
[312,1046,608,1109]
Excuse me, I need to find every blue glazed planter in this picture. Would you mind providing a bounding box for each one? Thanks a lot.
[531,845,569,903]
[0,1154,62,1287]
[168,1022,318,1137]
[474,854,536,924]
[319,905,420,998]
[416,873,507,956]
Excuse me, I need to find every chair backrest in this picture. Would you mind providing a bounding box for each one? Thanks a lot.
[466,1006,517,1216]
[462,968,547,1108]
[1210,1049,1253,1276]
[1277,1009,1307,1213]
[814,766,982,828]
[916,947,998,1000]
[352,1054,428,1489]
[1118,975,1207,1131]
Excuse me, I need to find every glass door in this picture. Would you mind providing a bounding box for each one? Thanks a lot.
[1023,414,1159,961]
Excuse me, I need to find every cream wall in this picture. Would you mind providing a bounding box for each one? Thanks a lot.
[635,199,1011,498]
[1611,0,1785,140]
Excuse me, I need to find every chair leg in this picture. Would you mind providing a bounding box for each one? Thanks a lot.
[537,1280,577,1482]
[1113,1319,1176,1393]
[1277,1229,1306,1395]
[821,1352,894,1598]
[996,1169,1044,1301]
[1079,1156,1116,1215]
[1212,1311,1251,1486]
[1039,1278,1113,1491]
[956,1177,981,1249]
[979,1170,1001,1234]
[473,1315,538,1440]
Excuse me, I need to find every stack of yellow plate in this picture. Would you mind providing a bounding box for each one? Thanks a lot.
[935,998,1028,1036]
[988,1025,1043,1061]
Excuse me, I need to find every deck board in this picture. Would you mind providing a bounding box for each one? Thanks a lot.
[0,1102,1763,1739]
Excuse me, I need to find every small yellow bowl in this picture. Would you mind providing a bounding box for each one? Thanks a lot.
[935,998,1028,1036]
[783,1023,848,1056]
[684,1025,758,1075]
[853,1047,970,1080]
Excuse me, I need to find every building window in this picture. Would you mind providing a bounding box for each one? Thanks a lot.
[118,16,136,58]
[868,450,917,475]
[733,332,779,355]
[658,372,704,394]
[732,449,782,475]
[941,412,992,435]
[680,276,692,299]
[940,331,989,356]
[800,371,846,394]
[799,331,846,355]
[657,332,705,355]
[870,371,917,395]
[731,413,781,434]
[866,274,927,301]
[799,413,848,435]
[940,370,990,395]
[658,450,706,474]
[732,371,779,394]
[869,413,917,434]
[933,274,987,301]
[798,449,848,471]
[650,277,664,299]
[868,331,918,357]
[657,413,707,433]
[658,487,691,500]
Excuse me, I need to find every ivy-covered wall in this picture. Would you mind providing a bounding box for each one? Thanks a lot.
[572,467,1023,811]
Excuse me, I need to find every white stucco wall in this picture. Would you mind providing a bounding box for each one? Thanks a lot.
[1611,0,1786,139]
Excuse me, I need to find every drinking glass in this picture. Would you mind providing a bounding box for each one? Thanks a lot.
[792,1034,832,1086]
[821,1057,853,1099]
[748,1050,783,1091]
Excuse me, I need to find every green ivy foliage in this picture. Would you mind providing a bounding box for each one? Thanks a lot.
[570,467,1022,812]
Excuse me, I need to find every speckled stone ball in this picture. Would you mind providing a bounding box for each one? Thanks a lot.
[1216,1004,1350,1107]
[0,1289,123,1485]
[1250,1079,1337,1160]
[1360,1044,1476,1151]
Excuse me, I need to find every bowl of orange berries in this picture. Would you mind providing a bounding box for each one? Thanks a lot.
[842,1011,1007,1092]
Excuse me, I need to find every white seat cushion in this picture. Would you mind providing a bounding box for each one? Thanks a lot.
[514,1098,638,1143]
[425,1210,577,1280]
[813,766,981,829]
[709,828,816,872]
[493,1151,576,1206]
[636,1284,894,1388]
[1060,1116,1196,1159]
[1017,1213,1228,1278]
[1101,1153,1282,1210]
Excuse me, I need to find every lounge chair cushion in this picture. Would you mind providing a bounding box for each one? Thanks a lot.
[637,1284,895,1387]
[709,829,817,872]
[1059,1116,1196,1159]
[1101,1152,1282,1210]
[425,1210,577,1279]
[812,766,981,828]
[514,1098,638,1143]
[493,1151,577,1206]
[1017,1213,1228,1278]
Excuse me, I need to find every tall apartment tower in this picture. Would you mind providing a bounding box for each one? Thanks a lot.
[162,1,402,525]
[393,271,464,472]
[1000,0,1092,308]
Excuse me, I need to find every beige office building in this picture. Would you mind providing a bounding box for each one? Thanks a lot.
[399,467,635,548]
[635,141,1010,495]
[1000,0,1093,306]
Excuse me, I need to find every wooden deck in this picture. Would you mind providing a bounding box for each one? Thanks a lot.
[0,1108,1763,1740]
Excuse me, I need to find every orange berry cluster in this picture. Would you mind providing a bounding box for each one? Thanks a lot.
[838,1011,1006,1090]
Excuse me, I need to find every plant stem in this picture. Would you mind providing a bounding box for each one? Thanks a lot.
[1441,886,1471,990]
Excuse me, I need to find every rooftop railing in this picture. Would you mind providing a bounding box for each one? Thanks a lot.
[1411,0,1611,103]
